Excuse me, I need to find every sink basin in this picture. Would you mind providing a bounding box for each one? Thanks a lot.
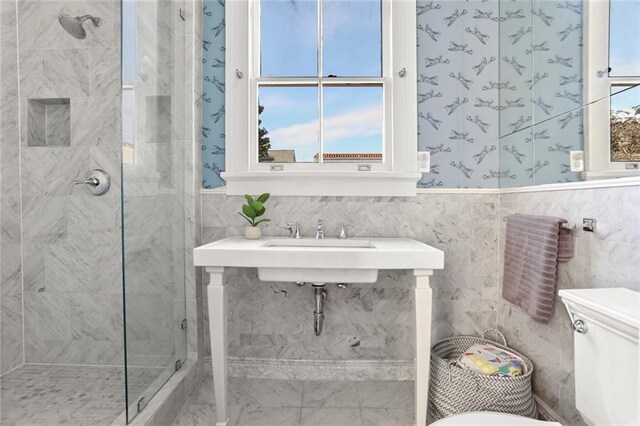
[260,238,377,283]
[264,238,375,249]
[258,267,379,284]
[194,236,444,285]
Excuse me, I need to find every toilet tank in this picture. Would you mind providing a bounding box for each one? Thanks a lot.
[559,288,639,426]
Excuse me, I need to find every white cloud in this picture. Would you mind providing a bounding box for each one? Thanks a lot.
[260,92,305,111]
[268,103,383,148]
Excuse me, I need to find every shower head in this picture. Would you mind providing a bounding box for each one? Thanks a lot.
[58,14,102,39]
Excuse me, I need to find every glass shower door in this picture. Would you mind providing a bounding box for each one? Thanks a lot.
[121,0,187,421]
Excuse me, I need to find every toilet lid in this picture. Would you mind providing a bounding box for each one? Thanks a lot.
[431,412,562,426]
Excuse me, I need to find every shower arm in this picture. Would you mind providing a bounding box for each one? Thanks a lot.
[78,15,102,27]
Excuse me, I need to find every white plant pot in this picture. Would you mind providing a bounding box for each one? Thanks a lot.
[245,226,261,240]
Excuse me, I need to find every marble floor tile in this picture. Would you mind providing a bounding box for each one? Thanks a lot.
[361,408,414,426]
[172,403,243,426]
[172,377,418,426]
[245,378,304,408]
[300,408,362,426]
[189,375,252,408]
[237,406,301,426]
[357,381,414,409]
[0,364,163,425]
[171,402,217,426]
[302,381,360,408]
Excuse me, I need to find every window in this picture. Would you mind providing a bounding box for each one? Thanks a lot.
[584,0,640,179]
[222,0,419,196]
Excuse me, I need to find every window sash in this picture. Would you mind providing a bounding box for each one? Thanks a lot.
[249,0,391,171]
[251,82,390,171]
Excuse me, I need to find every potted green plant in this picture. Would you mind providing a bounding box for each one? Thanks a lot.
[238,193,271,239]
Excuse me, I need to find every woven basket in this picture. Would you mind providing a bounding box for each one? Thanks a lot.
[428,329,538,420]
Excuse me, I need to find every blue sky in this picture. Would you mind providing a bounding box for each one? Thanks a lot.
[610,86,639,114]
[609,0,640,113]
[259,0,383,162]
[609,0,640,77]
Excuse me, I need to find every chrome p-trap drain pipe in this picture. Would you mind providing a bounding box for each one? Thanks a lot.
[312,285,328,336]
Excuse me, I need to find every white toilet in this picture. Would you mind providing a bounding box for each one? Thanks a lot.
[430,411,560,425]
[432,287,639,426]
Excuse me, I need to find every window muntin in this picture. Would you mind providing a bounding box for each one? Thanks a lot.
[256,0,385,167]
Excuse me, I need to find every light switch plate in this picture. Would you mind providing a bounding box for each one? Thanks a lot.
[418,151,431,173]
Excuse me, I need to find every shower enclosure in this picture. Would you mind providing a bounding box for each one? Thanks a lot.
[0,0,189,423]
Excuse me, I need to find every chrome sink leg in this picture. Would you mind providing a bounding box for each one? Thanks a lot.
[312,285,327,336]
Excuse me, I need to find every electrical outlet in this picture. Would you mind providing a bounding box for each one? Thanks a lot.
[569,150,584,172]
[418,151,431,173]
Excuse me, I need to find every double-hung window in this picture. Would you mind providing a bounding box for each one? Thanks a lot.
[584,0,640,179]
[223,0,419,196]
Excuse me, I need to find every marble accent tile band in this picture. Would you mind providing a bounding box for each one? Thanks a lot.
[227,357,415,382]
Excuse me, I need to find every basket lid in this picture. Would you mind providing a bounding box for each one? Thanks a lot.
[431,412,560,426]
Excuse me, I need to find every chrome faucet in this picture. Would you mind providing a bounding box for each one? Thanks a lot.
[284,222,301,239]
[316,219,324,239]
[338,223,353,239]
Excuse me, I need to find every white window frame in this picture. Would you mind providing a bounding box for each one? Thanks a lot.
[222,0,419,196]
[583,0,640,180]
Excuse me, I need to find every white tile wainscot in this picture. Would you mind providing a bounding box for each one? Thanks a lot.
[194,237,444,426]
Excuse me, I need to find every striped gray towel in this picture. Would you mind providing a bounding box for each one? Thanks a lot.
[502,214,574,323]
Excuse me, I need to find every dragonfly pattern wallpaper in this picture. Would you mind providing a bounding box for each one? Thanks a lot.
[201,0,583,189]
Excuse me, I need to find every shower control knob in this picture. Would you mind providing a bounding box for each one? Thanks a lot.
[73,169,111,196]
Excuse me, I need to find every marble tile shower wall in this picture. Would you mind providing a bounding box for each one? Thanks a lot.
[12,0,124,365]
[2,0,197,373]
[1,0,24,374]
[201,0,502,189]
[200,193,501,361]
[498,186,640,426]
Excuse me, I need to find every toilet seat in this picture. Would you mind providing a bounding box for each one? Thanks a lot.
[430,411,562,426]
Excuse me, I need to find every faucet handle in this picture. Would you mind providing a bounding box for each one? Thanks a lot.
[284,223,295,235]
[339,223,354,239]
[285,222,301,238]
[315,219,324,239]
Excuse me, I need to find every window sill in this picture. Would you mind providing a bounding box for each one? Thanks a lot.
[220,171,421,196]
[582,169,640,180]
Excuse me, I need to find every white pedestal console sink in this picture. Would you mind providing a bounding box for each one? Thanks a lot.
[194,237,445,426]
